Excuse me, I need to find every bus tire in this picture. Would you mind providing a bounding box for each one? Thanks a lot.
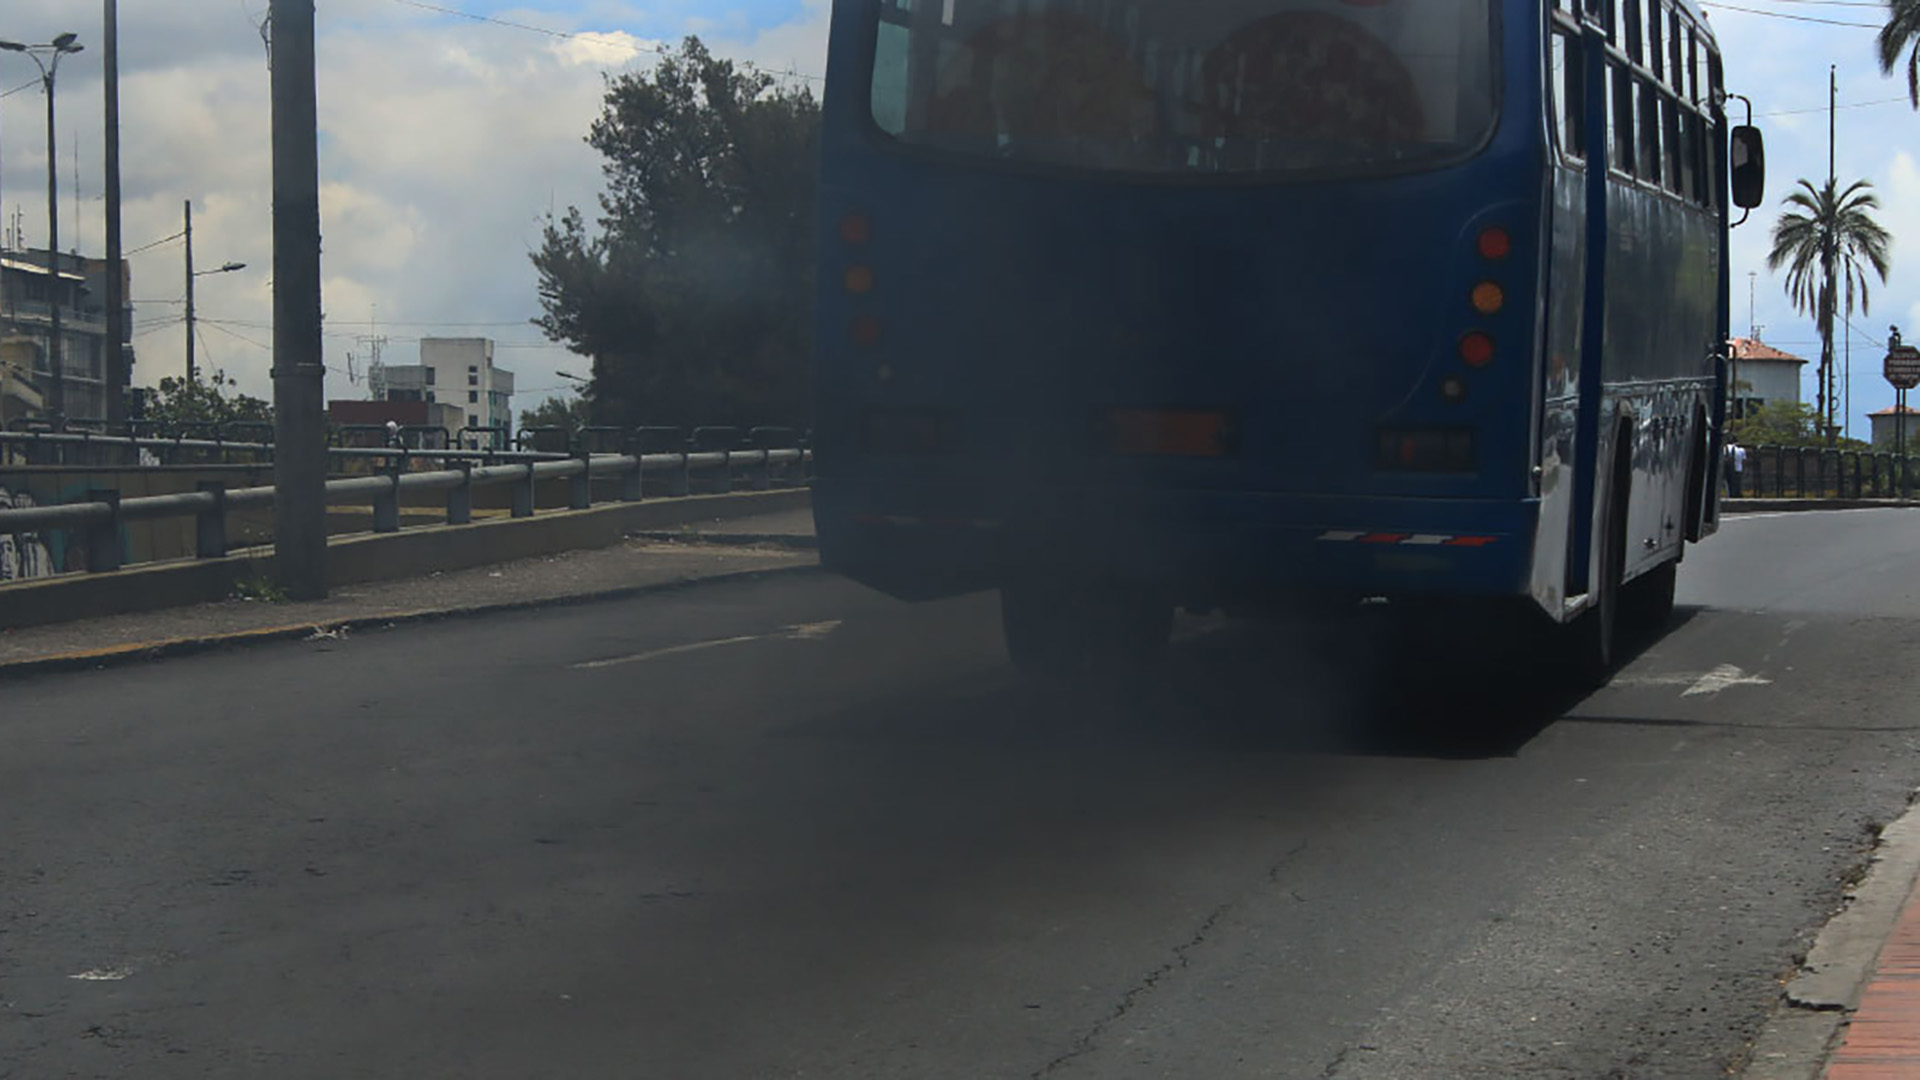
[1621,560,1678,631]
[1001,577,1174,679]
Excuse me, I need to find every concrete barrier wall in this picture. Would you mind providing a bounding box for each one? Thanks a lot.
[1,464,278,574]
[0,488,811,632]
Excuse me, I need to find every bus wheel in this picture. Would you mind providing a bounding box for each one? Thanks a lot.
[1621,561,1678,632]
[1001,577,1174,679]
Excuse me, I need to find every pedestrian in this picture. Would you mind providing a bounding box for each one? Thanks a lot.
[1725,437,1747,498]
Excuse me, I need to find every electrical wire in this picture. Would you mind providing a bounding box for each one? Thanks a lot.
[132,318,185,340]
[2,78,38,99]
[1699,2,1881,27]
[385,0,824,83]
[124,230,188,257]
[1847,319,1890,350]
[201,320,272,352]
[1760,96,1912,116]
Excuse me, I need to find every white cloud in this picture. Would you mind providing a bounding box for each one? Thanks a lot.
[0,0,830,411]
[551,30,663,68]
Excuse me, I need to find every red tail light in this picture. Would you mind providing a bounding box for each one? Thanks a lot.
[1458,332,1495,368]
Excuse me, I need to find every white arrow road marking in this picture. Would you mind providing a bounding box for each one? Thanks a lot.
[1682,665,1773,697]
[1610,665,1774,696]
[573,621,842,670]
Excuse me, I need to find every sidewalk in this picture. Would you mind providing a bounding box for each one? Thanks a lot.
[1743,801,1920,1080]
[1815,870,1920,1078]
[0,508,818,676]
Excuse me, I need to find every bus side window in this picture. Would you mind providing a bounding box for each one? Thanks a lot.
[1637,77,1661,180]
[1680,111,1703,203]
[1610,62,1636,175]
[1552,30,1585,161]
[1668,11,1684,91]
[1628,77,1658,178]
[1661,96,1682,191]
[1646,0,1664,82]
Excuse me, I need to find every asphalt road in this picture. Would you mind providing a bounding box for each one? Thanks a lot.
[7,510,1920,1079]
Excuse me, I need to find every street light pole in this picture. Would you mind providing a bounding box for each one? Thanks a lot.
[104,0,125,427]
[184,199,194,383]
[183,197,243,385]
[0,34,84,428]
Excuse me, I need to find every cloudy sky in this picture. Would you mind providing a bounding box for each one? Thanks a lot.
[0,0,1914,433]
[0,0,830,412]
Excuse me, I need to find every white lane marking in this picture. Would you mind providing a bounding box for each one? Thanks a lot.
[1725,508,1909,522]
[69,967,133,981]
[1610,665,1773,696]
[1610,673,1711,688]
[1682,664,1773,697]
[573,621,843,670]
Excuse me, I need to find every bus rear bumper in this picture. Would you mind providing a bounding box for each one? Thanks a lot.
[814,481,1541,606]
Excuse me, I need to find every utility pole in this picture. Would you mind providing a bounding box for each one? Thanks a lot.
[183,199,195,383]
[44,50,64,426]
[271,0,329,600]
[103,0,125,426]
[1747,271,1755,339]
[1827,64,1839,445]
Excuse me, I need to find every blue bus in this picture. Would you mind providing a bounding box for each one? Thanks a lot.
[812,0,1765,676]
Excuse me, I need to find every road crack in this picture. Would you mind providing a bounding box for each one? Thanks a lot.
[1030,840,1310,1079]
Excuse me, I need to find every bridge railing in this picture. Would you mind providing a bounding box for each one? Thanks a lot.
[0,443,810,578]
[1743,445,1918,500]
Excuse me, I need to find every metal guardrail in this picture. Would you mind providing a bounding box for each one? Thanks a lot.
[0,448,809,576]
[1740,444,1919,500]
[0,423,811,466]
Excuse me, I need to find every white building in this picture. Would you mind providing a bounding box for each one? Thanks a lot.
[1869,405,1920,449]
[1728,337,1805,418]
[377,337,515,445]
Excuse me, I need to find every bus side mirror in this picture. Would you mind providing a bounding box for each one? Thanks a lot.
[1730,125,1765,209]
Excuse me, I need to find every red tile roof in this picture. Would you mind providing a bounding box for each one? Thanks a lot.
[1729,337,1808,363]
[1869,406,1920,417]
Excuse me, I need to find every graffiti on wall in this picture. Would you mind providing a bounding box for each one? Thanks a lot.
[0,486,55,581]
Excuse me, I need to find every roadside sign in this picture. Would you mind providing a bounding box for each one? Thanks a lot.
[1887,345,1920,390]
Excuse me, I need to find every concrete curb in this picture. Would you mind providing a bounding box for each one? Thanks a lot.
[1740,790,1920,1079]
[1723,499,1920,513]
[632,530,820,550]
[0,563,824,684]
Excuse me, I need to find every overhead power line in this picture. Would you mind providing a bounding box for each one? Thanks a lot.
[1700,2,1881,27]
[385,0,824,83]
[202,320,272,352]
[1760,95,1912,116]
[2,78,37,99]
[124,229,188,257]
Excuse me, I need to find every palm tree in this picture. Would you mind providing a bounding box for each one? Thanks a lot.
[1880,0,1920,105]
[1766,178,1892,445]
